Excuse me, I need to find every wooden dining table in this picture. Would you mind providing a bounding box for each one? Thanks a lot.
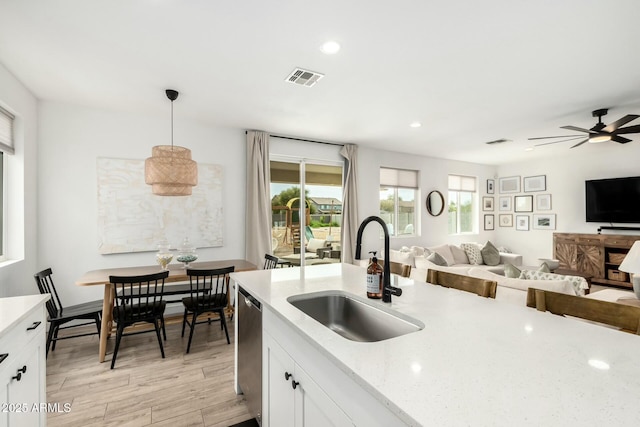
[76,259,257,363]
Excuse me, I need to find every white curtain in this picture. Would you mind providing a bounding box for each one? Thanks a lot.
[340,144,359,264]
[245,131,272,268]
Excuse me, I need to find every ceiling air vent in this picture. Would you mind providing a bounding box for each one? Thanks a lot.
[285,67,324,87]
[485,138,510,145]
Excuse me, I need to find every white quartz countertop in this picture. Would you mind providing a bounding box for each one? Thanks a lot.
[0,294,50,339]
[231,263,640,426]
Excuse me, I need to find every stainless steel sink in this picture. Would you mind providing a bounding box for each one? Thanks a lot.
[287,291,424,342]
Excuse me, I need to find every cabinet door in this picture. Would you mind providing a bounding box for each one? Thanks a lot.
[7,342,44,426]
[577,244,603,278]
[265,334,295,427]
[555,242,577,270]
[294,365,353,427]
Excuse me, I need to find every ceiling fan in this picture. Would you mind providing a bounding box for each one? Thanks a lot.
[528,108,640,148]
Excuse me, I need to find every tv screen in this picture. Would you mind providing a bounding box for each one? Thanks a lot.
[585,177,640,223]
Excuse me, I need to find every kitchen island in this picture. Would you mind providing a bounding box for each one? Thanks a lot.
[231,263,640,426]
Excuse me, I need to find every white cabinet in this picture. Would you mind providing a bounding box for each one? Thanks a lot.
[264,331,352,427]
[0,295,49,427]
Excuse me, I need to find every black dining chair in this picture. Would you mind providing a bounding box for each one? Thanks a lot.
[264,253,279,269]
[109,270,169,369]
[34,268,102,358]
[182,266,235,353]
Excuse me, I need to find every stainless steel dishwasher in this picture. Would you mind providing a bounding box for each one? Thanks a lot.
[237,286,262,425]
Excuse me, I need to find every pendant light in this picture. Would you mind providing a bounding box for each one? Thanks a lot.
[144,89,198,196]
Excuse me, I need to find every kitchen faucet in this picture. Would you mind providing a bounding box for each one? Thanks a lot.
[355,216,403,303]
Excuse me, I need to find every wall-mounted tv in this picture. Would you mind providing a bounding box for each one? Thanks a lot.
[585,176,640,223]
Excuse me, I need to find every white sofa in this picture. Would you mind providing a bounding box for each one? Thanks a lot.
[384,243,523,282]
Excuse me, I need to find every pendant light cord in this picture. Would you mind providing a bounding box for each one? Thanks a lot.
[170,99,174,152]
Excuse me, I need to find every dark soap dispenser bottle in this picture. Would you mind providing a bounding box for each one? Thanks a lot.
[366,251,383,299]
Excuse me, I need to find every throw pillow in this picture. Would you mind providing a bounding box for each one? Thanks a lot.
[497,246,512,253]
[389,249,415,267]
[504,263,522,278]
[426,251,448,266]
[450,245,470,265]
[520,270,586,295]
[460,243,484,265]
[410,246,426,257]
[481,241,500,266]
[426,244,456,266]
[538,262,551,273]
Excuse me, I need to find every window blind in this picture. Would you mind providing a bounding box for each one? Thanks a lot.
[380,167,418,188]
[448,174,476,192]
[0,106,14,155]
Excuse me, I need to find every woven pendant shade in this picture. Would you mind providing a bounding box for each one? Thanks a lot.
[144,89,198,196]
[145,145,198,196]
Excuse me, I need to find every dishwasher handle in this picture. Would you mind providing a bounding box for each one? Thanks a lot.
[239,286,262,311]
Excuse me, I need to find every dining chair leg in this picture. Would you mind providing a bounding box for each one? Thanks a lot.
[52,326,60,351]
[161,317,167,341]
[94,315,101,337]
[46,324,56,358]
[181,309,188,337]
[186,311,198,354]
[154,318,165,359]
[111,325,124,370]
[220,310,230,344]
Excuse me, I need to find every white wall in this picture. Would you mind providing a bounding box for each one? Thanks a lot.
[0,62,38,298]
[496,143,640,265]
[355,146,497,258]
[37,101,246,305]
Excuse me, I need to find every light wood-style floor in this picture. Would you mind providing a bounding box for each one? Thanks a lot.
[46,315,251,427]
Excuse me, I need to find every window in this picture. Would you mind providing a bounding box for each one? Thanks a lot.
[380,167,418,237]
[0,105,14,259]
[448,174,477,234]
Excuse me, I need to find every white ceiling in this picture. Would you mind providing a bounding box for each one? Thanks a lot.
[2,0,640,165]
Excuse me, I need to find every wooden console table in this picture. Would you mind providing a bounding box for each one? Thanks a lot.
[553,233,640,290]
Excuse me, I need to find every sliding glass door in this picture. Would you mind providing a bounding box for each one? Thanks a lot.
[270,159,343,266]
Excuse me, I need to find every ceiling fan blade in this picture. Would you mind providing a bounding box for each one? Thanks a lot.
[611,135,632,144]
[614,124,640,135]
[570,138,589,148]
[603,114,640,133]
[560,125,595,134]
[534,137,585,147]
[528,135,582,141]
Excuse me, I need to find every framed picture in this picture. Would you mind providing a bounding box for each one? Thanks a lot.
[523,175,546,192]
[482,196,494,211]
[484,214,494,230]
[533,214,556,230]
[516,215,530,231]
[499,214,513,227]
[487,179,495,194]
[499,176,520,194]
[536,194,551,211]
[499,196,511,211]
[514,195,533,212]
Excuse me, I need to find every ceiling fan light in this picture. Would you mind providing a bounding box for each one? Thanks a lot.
[589,134,612,143]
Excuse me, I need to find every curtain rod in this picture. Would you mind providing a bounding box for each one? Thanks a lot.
[245,130,344,147]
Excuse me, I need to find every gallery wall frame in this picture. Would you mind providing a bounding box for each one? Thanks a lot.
[482,196,494,211]
[524,175,546,192]
[499,176,520,193]
[499,196,511,211]
[536,194,552,211]
[533,214,556,230]
[487,179,495,194]
[514,195,533,212]
[516,215,530,231]
[499,214,513,227]
[484,214,494,230]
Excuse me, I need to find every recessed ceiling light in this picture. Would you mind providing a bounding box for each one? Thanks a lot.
[320,41,341,54]
[410,122,422,128]
[525,147,534,152]
[588,359,610,370]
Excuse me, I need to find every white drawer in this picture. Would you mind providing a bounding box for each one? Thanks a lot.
[0,306,45,374]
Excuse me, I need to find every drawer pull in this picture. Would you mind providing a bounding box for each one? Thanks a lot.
[12,366,26,382]
[27,321,41,331]
[0,353,7,364]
